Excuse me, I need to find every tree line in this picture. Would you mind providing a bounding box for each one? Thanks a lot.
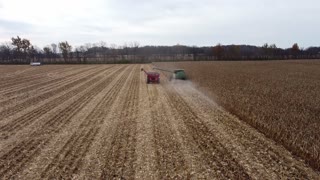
[0,36,319,64]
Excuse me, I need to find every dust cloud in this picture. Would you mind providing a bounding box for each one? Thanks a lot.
[167,79,220,108]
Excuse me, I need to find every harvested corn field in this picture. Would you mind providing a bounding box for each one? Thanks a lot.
[0,64,319,179]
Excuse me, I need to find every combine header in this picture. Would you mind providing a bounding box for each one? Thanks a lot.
[153,67,187,80]
[141,68,160,84]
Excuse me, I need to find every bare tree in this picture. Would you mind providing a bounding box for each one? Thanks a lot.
[229,45,240,59]
[191,45,199,61]
[269,44,277,58]
[292,43,300,58]
[97,41,107,48]
[29,46,36,62]
[122,43,129,62]
[58,41,72,63]
[0,42,13,63]
[73,45,88,63]
[109,44,117,63]
[85,43,92,49]
[11,36,32,63]
[51,43,57,54]
[21,39,31,55]
[11,36,22,53]
[213,43,224,60]
[43,46,53,63]
[99,41,107,63]
[292,43,299,51]
[269,44,277,49]
[130,41,140,63]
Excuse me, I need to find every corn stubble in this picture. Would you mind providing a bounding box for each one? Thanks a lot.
[0,63,319,179]
[155,60,320,171]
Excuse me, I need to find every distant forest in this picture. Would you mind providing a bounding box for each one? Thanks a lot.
[1,36,320,64]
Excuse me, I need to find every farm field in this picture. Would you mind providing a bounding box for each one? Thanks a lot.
[155,60,320,172]
[0,64,319,179]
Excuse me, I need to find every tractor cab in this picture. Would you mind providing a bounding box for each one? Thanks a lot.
[173,69,186,80]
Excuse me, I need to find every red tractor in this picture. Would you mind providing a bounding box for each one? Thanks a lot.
[141,68,160,84]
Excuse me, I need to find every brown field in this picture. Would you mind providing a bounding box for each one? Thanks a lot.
[155,60,320,172]
[0,63,319,179]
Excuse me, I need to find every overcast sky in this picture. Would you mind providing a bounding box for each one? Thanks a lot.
[0,0,319,48]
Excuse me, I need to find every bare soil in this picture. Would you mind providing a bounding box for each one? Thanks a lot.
[0,64,319,179]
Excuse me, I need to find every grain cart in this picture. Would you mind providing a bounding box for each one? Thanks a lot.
[141,68,160,84]
[153,67,187,80]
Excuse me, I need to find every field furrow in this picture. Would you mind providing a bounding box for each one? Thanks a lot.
[0,66,112,120]
[0,66,128,179]
[0,66,102,108]
[40,65,133,179]
[175,84,317,178]
[0,66,34,77]
[0,66,120,139]
[147,85,189,178]
[164,85,251,179]
[0,64,318,179]
[0,65,72,88]
[100,65,140,179]
[0,65,94,97]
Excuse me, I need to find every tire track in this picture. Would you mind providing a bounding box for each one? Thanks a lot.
[100,65,140,179]
[0,66,129,179]
[0,66,101,107]
[0,66,112,121]
[147,85,189,179]
[0,66,117,139]
[0,65,95,97]
[164,86,251,179]
[41,65,134,179]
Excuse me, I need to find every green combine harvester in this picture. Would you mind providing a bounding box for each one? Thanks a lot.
[153,67,187,80]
